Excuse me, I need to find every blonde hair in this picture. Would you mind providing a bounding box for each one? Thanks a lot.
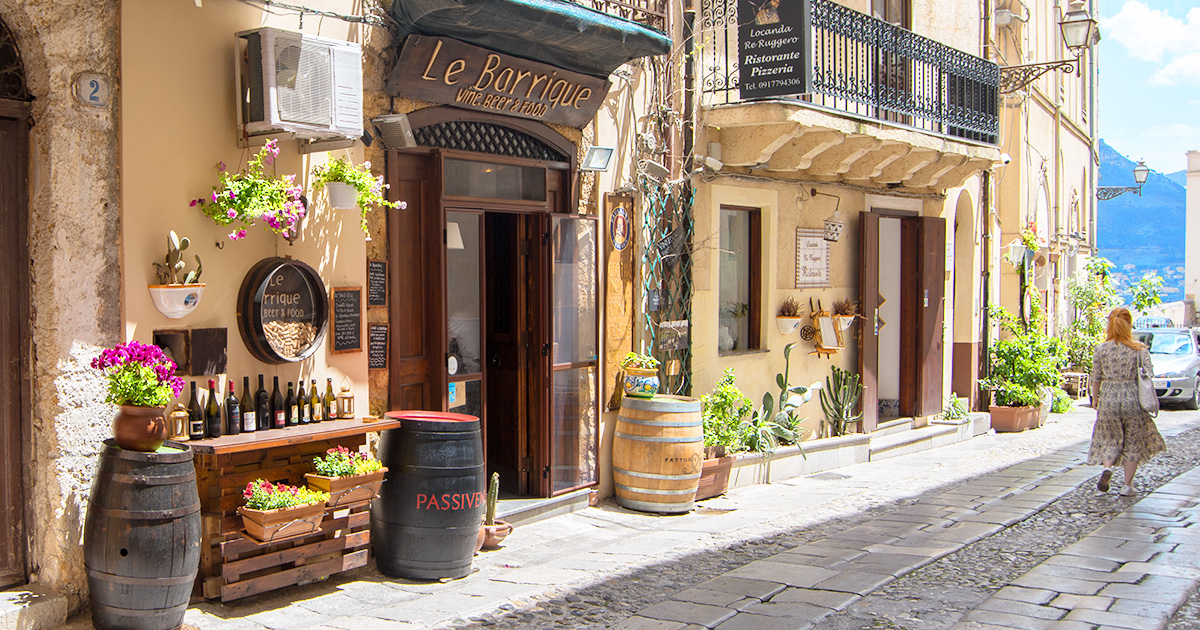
[1105,307,1146,350]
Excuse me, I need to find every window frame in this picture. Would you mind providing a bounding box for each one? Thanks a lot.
[717,204,762,354]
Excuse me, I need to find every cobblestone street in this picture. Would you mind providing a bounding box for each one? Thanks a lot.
[51,404,1200,630]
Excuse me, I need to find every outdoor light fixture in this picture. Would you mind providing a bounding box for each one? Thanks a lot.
[812,189,844,242]
[372,114,417,150]
[1097,160,1151,201]
[641,159,670,181]
[999,0,1098,94]
[581,146,615,172]
[1005,239,1029,267]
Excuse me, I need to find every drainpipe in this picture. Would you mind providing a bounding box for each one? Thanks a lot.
[1087,0,1098,252]
[981,169,992,412]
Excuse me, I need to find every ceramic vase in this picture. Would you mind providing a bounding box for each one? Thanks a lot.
[623,367,659,398]
[113,404,168,452]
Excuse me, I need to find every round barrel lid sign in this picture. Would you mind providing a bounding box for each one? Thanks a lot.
[610,203,630,251]
[238,258,329,363]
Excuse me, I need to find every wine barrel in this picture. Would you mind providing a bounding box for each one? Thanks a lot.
[613,395,703,513]
[372,411,485,579]
[83,439,200,630]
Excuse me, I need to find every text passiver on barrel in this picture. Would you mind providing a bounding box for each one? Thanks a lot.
[368,323,388,369]
[331,287,362,353]
[367,260,387,307]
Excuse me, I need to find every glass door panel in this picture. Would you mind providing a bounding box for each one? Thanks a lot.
[549,216,599,494]
[447,211,483,415]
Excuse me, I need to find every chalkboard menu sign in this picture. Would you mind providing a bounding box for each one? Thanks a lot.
[367,260,387,307]
[330,287,362,354]
[237,258,329,364]
[368,323,388,369]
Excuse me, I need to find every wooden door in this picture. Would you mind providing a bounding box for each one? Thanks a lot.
[858,212,879,432]
[0,100,29,588]
[916,216,946,417]
[387,151,442,410]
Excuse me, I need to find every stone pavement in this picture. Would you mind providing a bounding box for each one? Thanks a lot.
[50,406,1200,629]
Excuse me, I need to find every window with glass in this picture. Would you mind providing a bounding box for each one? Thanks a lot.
[444,158,546,202]
[447,212,483,413]
[718,207,760,352]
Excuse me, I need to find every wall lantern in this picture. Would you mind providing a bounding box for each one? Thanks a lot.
[811,189,844,242]
[581,146,615,172]
[1004,239,1028,266]
[1097,159,1151,201]
[1059,0,1099,52]
[998,0,1098,93]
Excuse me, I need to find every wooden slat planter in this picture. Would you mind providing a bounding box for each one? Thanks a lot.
[189,418,400,601]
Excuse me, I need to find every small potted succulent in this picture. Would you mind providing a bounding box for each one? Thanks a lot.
[776,295,803,335]
[620,351,661,398]
[90,340,186,452]
[480,472,512,549]
[238,479,329,542]
[832,298,859,332]
[312,156,407,237]
[305,445,388,508]
[148,230,204,319]
[192,139,306,241]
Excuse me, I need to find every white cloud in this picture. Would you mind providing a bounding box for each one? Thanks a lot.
[1102,1,1200,84]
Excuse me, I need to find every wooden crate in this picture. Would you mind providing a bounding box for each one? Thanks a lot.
[188,418,401,601]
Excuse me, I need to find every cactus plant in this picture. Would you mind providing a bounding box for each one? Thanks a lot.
[484,471,499,526]
[818,365,863,438]
[153,230,203,285]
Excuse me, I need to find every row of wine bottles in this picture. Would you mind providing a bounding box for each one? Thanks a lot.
[186,375,340,440]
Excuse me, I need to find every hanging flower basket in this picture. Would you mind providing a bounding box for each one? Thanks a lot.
[325,182,358,210]
[192,139,306,242]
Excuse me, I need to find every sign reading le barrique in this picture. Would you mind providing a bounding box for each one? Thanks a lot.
[389,35,611,128]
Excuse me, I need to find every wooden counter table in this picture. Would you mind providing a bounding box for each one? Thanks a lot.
[189,417,401,602]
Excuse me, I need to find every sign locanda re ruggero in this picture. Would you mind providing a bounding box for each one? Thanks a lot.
[737,0,813,100]
[387,35,611,128]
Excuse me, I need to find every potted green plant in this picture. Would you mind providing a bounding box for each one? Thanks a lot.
[698,369,751,499]
[90,340,186,452]
[192,139,306,241]
[742,342,812,454]
[620,351,661,398]
[831,298,859,332]
[818,365,862,438]
[304,445,387,508]
[312,156,406,236]
[238,479,329,543]
[980,295,1062,432]
[776,296,803,335]
[148,230,204,319]
[481,472,512,549]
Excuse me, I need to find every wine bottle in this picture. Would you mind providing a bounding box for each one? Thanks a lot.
[241,376,256,433]
[310,379,322,423]
[225,379,241,436]
[205,379,222,438]
[187,381,205,441]
[285,382,298,426]
[271,376,285,429]
[325,377,337,421]
[298,380,310,424]
[255,374,270,431]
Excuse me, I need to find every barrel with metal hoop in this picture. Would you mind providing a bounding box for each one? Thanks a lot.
[612,395,703,513]
[83,439,201,630]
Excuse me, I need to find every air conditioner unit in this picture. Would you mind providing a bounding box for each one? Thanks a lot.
[236,27,363,140]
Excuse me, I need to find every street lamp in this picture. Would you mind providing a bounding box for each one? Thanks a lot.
[999,0,1098,94]
[1097,160,1151,201]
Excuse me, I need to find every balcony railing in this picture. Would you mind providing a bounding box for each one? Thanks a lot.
[698,0,999,145]
[574,0,667,32]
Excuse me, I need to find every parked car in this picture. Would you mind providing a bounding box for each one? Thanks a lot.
[1135,315,1174,329]
[1133,327,1200,410]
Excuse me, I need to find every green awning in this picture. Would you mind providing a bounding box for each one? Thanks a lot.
[390,0,672,79]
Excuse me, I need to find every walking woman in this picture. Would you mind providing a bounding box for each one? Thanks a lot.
[1089,307,1165,495]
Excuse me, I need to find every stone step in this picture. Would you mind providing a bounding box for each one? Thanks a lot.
[869,423,962,461]
[496,486,591,528]
[0,584,68,630]
[872,417,915,437]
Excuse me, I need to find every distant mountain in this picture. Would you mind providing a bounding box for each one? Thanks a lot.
[1167,170,1187,188]
[1097,140,1186,299]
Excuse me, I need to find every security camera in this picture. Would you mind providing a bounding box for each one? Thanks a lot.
[999,153,1012,166]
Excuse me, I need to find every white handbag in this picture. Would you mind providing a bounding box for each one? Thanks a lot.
[1137,351,1160,417]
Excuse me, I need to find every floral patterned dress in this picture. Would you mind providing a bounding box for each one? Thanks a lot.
[1087,341,1166,466]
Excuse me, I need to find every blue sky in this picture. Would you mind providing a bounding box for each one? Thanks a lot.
[1098,0,1200,176]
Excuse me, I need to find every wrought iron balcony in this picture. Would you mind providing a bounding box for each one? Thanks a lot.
[698,0,1000,145]
[573,0,666,31]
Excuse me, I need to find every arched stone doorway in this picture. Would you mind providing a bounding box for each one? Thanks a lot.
[0,14,31,588]
[951,190,980,409]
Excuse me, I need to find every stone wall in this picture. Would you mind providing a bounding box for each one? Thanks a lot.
[0,0,122,604]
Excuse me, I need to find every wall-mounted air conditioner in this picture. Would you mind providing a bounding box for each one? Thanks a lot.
[236,27,363,140]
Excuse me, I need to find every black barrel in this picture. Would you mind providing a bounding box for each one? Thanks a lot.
[83,439,200,630]
[372,411,484,580]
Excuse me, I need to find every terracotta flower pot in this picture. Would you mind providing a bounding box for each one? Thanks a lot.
[113,404,168,452]
[481,520,513,550]
[305,468,388,508]
[990,405,1039,433]
[238,501,326,543]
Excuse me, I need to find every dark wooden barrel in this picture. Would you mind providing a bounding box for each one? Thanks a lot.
[83,439,200,630]
[613,395,703,513]
[372,411,485,579]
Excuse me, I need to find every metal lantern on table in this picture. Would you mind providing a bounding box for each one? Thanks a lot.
[337,381,355,419]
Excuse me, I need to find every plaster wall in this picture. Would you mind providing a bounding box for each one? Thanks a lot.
[0,0,122,600]
[1186,152,1200,302]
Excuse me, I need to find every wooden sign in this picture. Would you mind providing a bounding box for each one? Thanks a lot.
[368,323,388,369]
[737,0,813,99]
[330,287,362,354]
[387,35,611,128]
[367,260,387,307]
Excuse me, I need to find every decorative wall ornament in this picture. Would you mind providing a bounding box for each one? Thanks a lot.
[795,228,831,289]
